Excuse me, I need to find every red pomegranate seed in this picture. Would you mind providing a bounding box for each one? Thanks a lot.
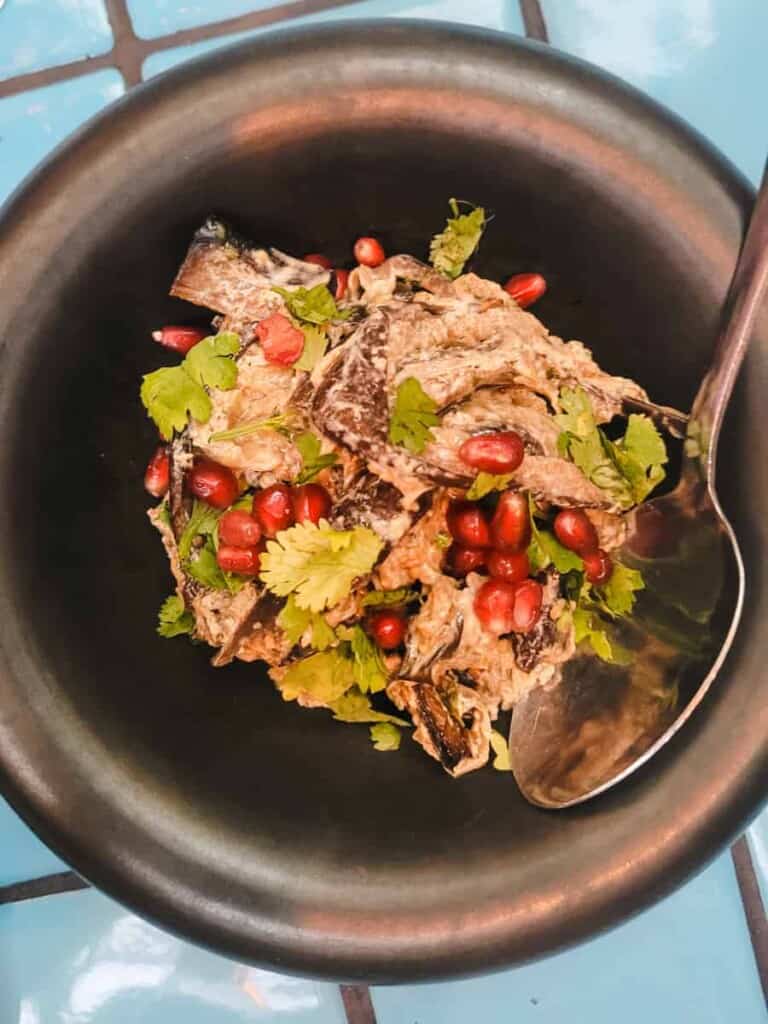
[502,273,547,309]
[216,543,264,576]
[474,579,516,636]
[369,610,407,650]
[553,508,599,556]
[490,491,531,552]
[583,549,613,585]
[459,431,524,474]
[509,578,543,633]
[333,268,350,300]
[252,484,295,537]
[218,509,262,548]
[292,483,332,525]
[447,543,487,576]
[303,253,332,269]
[152,325,208,355]
[188,458,239,510]
[256,312,305,366]
[487,549,530,584]
[144,445,170,498]
[353,236,386,267]
[447,501,492,548]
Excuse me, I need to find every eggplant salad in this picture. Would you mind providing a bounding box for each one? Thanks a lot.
[142,201,684,777]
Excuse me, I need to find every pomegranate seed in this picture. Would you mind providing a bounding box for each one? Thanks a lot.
[474,579,516,636]
[256,312,305,366]
[509,578,543,633]
[583,549,613,585]
[333,268,350,300]
[459,431,524,474]
[188,458,239,510]
[503,273,547,309]
[303,253,332,269]
[447,543,487,577]
[218,509,262,548]
[490,491,531,552]
[447,501,492,548]
[144,445,170,498]
[353,236,386,267]
[553,508,599,556]
[369,610,407,650]
[487,549,530,584]
[252,484,295,537]
[292,483,333,525]
[216,543,264,576]
[152,325,208,355]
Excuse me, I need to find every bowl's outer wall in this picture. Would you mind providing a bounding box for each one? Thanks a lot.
[0,23,766,982]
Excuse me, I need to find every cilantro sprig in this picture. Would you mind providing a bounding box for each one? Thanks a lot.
[157,595,195,639]
[294,431,338,485]
[273,284,349,325]
[429,198,486,279]
[140,331,239,439]
[556,388,668,509]
[388,377,440,454]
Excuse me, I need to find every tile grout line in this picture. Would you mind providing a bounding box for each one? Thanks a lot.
[518,0,549,43]
[340,984,378,1024]
[731,838,768,1004]
[0,871,89,906]
[0,0,363,97]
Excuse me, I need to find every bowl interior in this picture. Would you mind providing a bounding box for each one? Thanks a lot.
[0,23,766,981]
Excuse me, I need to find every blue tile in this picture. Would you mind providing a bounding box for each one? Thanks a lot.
[746,808,768,914]
[541,0,768,186]
[0,799,67,886]
[143,0,524,77]
[373,853,765,1023]
[0,0,113,82]
[0,68,124,202]
[128,0,283,39]
[0,887,346,1024]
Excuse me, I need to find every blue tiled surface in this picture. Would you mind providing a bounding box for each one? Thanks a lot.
[0,800,66,887]
[143,0,524,77]
[0,888,347,1023]
[542,0,768,187]
[0,68,124,202]
[0,1,766,1020]
[0,0,113,82]
[373,854,765,1022]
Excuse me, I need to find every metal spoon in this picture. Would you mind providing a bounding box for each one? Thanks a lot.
[509,159,768,808]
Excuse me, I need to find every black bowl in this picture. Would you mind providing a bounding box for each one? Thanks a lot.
[0,22,766,982]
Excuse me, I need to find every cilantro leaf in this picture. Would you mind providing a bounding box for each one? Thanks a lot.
[388,377,440,454]
[370,722,402,751]
[273,284,350,325]
[178,500,220,560]
[489,729,511,771]
[329,688,408,725]
[277,594,335,650]
[157,595,195,638]
[342,624,388,694]
[259,520,384,612]
[527,502,584,575]
[140,332,239,440]
[294,325,328,372]
[186,538,229,591]
[466,472,515,500]
[294,431,338,485]
[556,389,668,508]
[596,562,644,617]
[140,366,211,440]
[361,587,417,608]
[183,332,239,389]
[429,198,486,279]
[277,649,356,704]
[572,607,632,664]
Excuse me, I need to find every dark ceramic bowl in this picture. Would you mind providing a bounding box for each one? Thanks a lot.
[0,22,766,983]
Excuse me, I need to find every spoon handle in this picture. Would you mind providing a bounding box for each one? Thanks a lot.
[689,158,768,482]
